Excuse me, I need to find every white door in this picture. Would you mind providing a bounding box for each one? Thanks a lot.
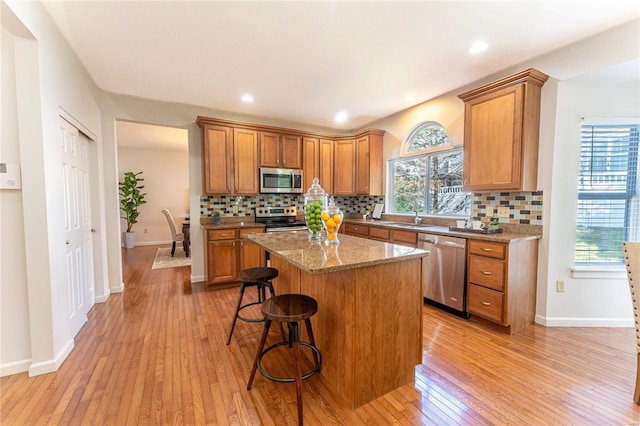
[60,118,94,336]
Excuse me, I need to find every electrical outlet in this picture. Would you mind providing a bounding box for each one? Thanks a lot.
[144,228,148,234]
[497,206,510,218]
[486,207,494,218]
[232,205,238,214]
[556,280,565,292]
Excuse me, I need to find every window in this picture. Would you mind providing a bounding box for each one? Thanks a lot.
[389,122,470,216]
[575,121,639,264]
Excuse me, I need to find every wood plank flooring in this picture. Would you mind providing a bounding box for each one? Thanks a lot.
[2,244,639,425]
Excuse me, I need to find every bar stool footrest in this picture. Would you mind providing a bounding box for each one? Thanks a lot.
[257,341,322,383]
[237,301,267,323]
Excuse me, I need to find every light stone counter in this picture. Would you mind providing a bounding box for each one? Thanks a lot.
[246,231,428,274]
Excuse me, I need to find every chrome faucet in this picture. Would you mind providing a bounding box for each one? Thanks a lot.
[413,199,422,224]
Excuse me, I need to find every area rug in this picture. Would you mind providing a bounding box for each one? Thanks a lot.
[152,247,191,269]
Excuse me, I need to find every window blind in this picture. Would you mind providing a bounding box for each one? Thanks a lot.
[575,123,639,264]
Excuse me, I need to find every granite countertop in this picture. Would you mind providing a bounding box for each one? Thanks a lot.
[200,220,266,231]
[343,218,541,243]
[246,231,428,274]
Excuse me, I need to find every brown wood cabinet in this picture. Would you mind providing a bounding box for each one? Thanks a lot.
[302,136,319,190]
[355,130,384,195]
[334,139,356,195]
[197,117,384,196]
[205,227,265,286]
[466,238,538,334]
[202,125,233,194]
[458,68,548,192]
[343,223,418,248]
[343,223,369,237]
[201,124,259,195]
[259,131,302,169]
[319,138,334,193]
[302,137,335,193]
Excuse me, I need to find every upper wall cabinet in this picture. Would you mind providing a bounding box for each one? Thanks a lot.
[259,132,302,169]
[199,122,259,195]
[458,68,548,192]
[197,116,384,196]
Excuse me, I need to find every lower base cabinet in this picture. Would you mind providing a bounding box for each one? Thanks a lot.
[205,227,265,286]
[466,238,538,334]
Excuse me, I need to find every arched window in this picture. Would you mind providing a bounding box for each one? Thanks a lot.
[405,121,450,153]
[389,121,469,216]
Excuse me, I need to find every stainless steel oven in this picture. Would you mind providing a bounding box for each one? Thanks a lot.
[255,206,308,263]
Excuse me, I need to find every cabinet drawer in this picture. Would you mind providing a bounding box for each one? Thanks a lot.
[467,284,503,323]
[344,223,369,236]
[208,229,237,241]
[468,255,505,291]
[368,227,390,241]
[239,227,264,237]
[468,240,506,260]
[391,230,417,246]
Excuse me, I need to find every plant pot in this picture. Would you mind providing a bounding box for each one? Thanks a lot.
[213,216,221,225]
[123,231,136,249]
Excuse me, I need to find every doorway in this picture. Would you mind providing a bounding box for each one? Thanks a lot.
[115,121,189,274]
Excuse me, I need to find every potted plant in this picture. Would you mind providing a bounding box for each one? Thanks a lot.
[119,171,147,248]
[213,210,221,225]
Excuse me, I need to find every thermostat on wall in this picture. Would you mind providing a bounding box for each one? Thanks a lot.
[0,162,22,189]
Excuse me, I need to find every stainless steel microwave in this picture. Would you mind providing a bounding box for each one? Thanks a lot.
[259,167,303,194]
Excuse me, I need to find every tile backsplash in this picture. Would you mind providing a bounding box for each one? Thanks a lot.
[200,195,385,218]
[200,191,542,225]
[472,191,543,225]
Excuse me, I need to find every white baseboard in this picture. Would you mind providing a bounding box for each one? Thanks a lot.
[94,289,110,303]
[0,358,31,377]
[28,338,74,376]
[110,282,124,293]
[135,240,172,246]
[191,275,205,283]
[536,314,634,327]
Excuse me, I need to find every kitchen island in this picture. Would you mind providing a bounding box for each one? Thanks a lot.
[245,231,428,408]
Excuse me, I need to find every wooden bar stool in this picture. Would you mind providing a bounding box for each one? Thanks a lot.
[226,267,278,345]
[247,294,322,425]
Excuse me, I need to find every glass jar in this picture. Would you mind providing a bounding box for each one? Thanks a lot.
[304,177,328,240]
[321,197,344,245]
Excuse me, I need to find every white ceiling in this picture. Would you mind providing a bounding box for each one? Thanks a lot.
[43,1,639,134]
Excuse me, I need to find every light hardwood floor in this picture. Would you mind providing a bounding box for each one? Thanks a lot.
[2,245,639,425]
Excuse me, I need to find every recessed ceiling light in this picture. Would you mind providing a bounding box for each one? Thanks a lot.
[335,111,348,124]
[405,95,416,102]
[469,41,488,54]
[241,93,254,103]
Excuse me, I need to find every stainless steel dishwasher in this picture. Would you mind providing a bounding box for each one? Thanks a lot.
[418,232,468,318]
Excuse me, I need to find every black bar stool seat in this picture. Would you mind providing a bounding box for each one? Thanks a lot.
[247,294,322,425]
[226,267,278,345]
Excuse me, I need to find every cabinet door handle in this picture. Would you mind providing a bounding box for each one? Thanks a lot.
[481,301,491,306]
[481,271,492,275]
[481,248,492,252]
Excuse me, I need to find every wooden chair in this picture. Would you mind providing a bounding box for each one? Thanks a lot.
[161,209,184,257]
[623,241,640,405]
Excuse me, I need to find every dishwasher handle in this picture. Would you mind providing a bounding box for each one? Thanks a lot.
[435,240,466,250]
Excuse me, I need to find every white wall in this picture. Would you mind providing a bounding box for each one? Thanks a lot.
[1,0,108,376]
[539,77,640,326]
[117,147,189,245]
[1,26,31,375]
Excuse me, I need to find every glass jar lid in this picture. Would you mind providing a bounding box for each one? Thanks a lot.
[305,177,326,197]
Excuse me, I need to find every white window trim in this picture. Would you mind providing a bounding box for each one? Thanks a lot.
[570,265,627,279]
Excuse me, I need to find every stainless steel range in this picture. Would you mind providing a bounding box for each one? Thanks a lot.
[255,206,308,233]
